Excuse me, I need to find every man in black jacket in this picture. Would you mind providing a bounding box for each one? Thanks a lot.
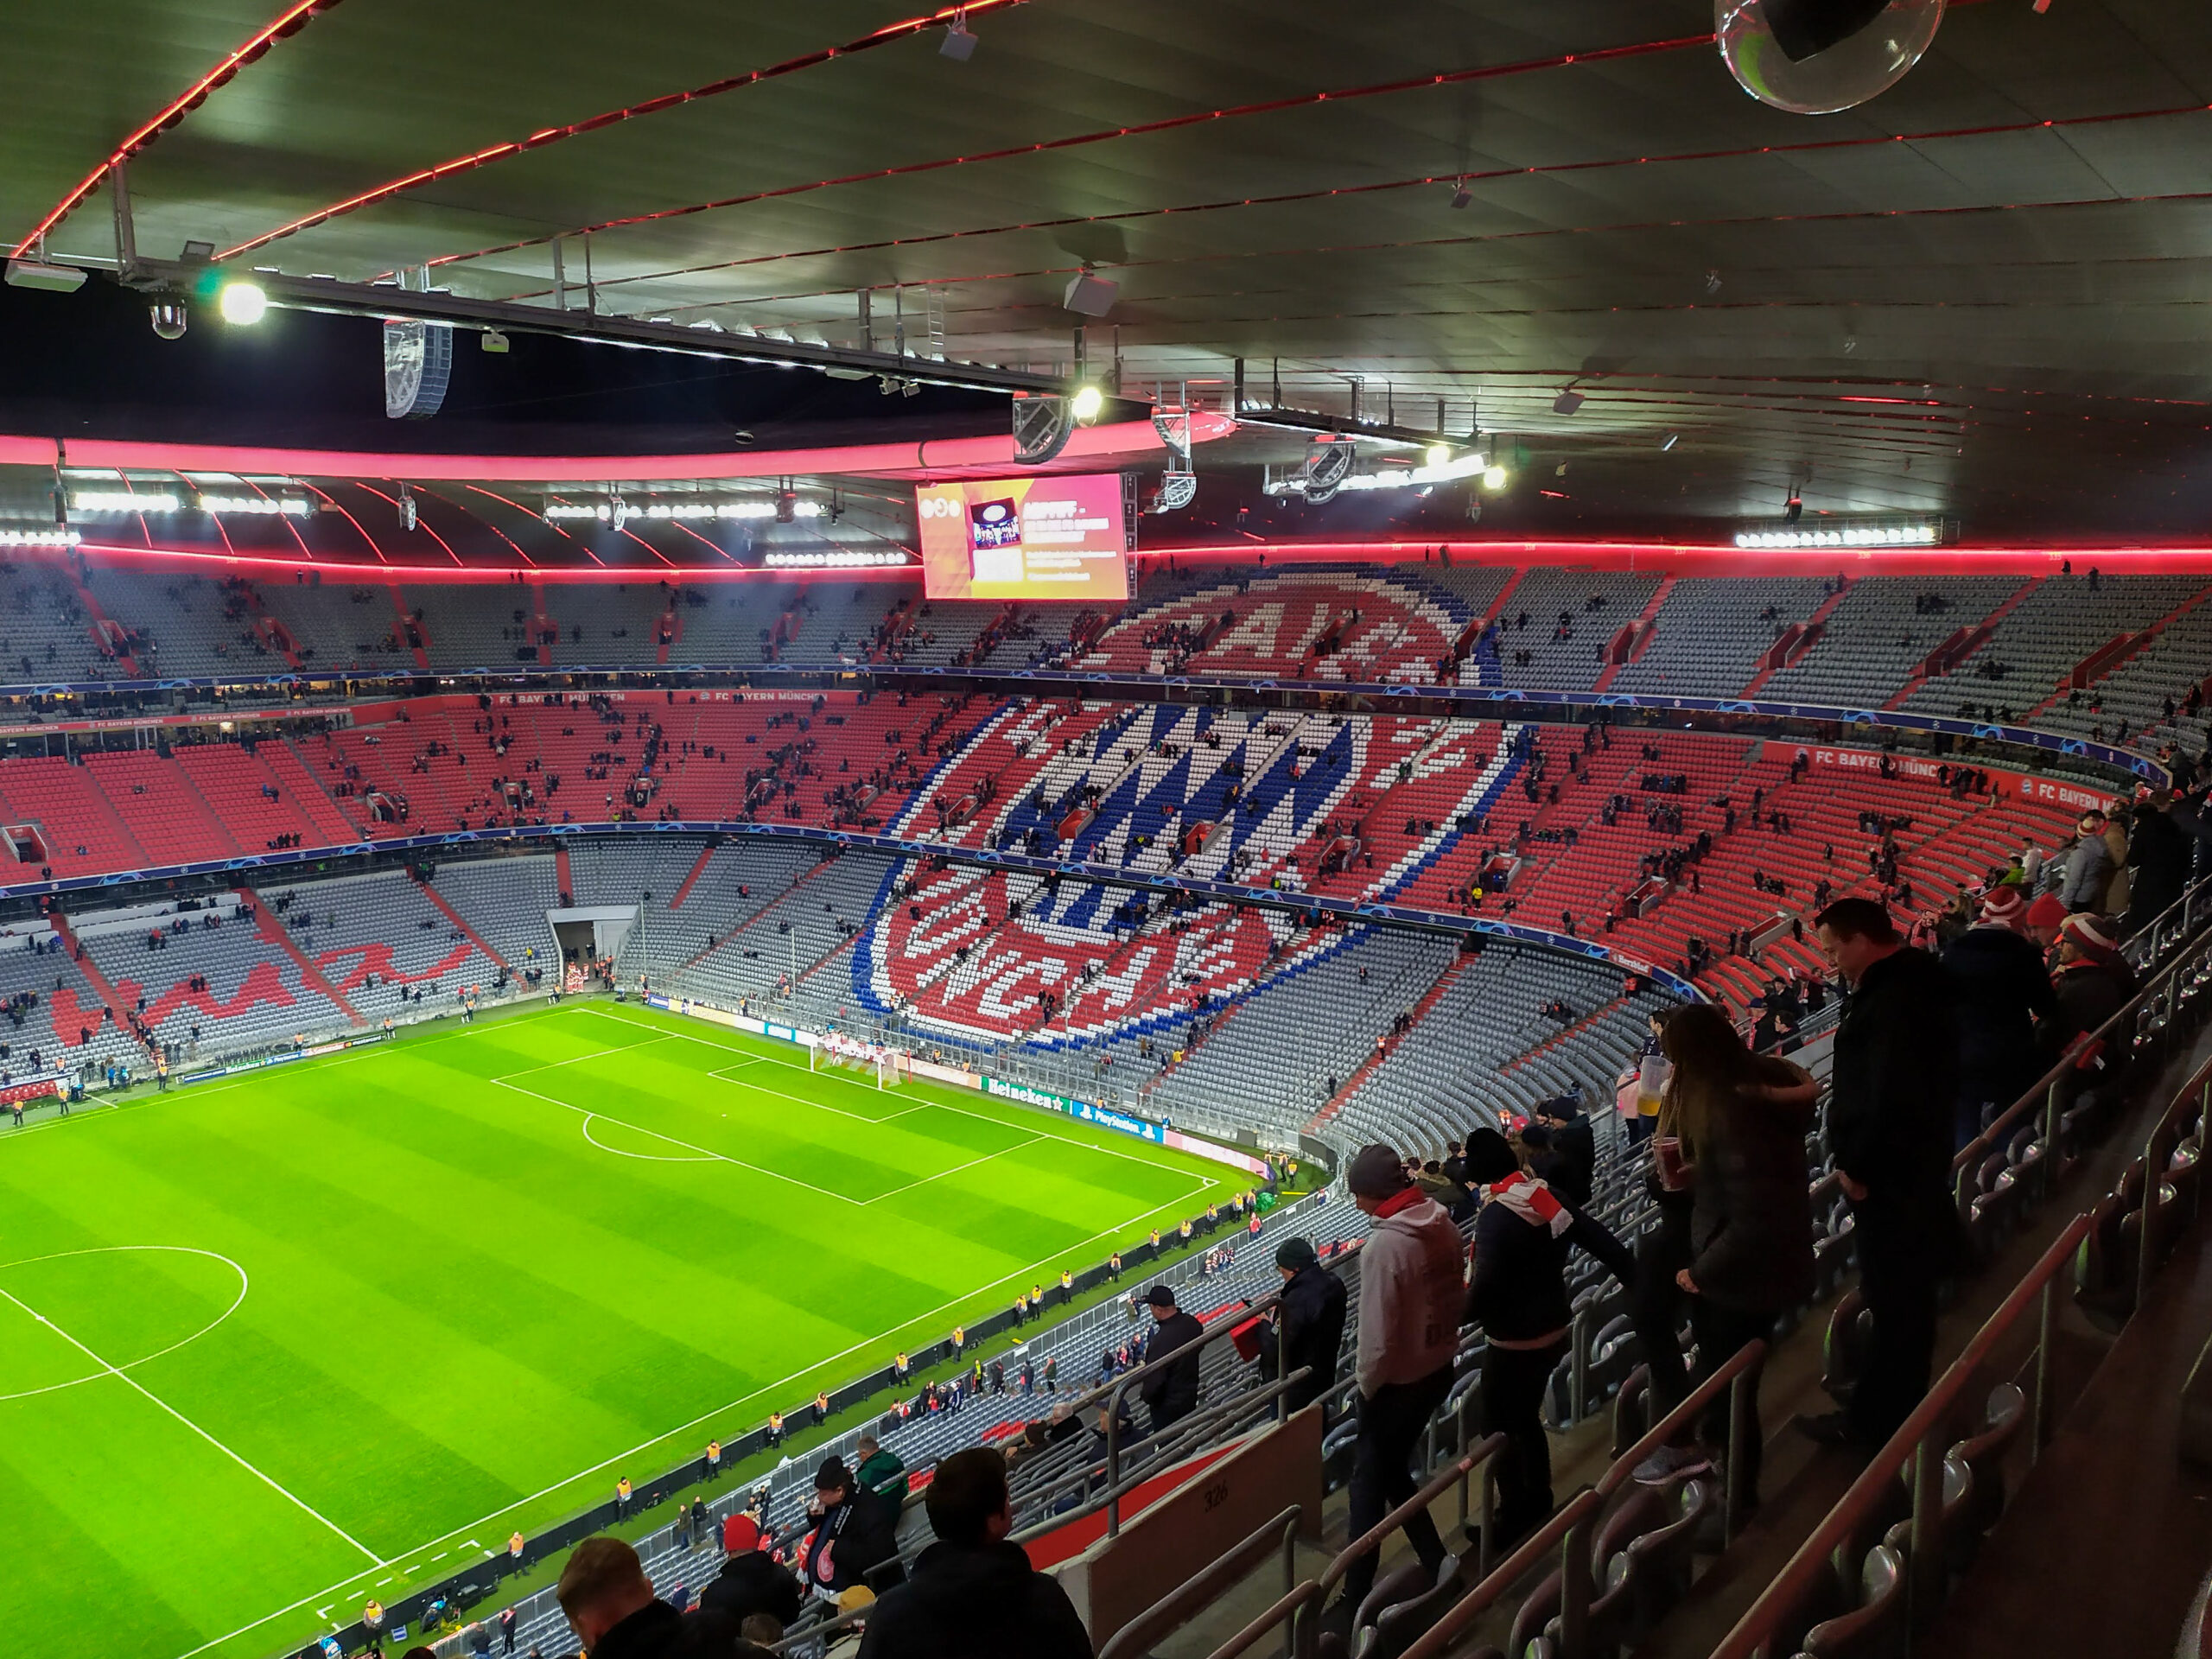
[1526,1095,1595,1205]
[795,1457,896,1599]
[1462,1128,1635,1546]
[1941,887,2056,1151]
[1137,1285,1204,1433]
[695,1515,802,1631]
[1804,898,1960,1449]
[855,1447,1092,1659]
[1253,1236,1348,1415]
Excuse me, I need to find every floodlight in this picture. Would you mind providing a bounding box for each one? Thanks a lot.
[218,281,269,325]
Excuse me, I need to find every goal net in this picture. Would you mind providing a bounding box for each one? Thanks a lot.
[811,1033,910,1089]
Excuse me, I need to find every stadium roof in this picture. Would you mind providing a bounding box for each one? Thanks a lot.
[6,1,2212,537]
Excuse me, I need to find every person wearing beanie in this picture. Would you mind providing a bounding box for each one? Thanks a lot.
[697,1513,804,1630]
[1253,1235,1348,1416]
[1330,1141,1465,1619]
[1460,1127,1634,1547]
[1804,897,1959,1451]
[1137,1284,1205,1433]
[795,1454,894,1598]
[2059,810,2118,914]
[2050,912,2137,1055]
[2024,891,2068,950]
[1942,886,2056,1151]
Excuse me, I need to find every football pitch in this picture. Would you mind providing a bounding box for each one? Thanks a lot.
[0,1000,1246,1659]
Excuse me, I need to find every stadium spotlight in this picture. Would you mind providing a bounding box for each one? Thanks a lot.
[398,484,419,531]
[1783,489,1803,524]
[1069,383,1107,423]
[5,257,87,293]
[480,328,510,353]
[218,281,269,325]
[941,8,978,59]
[1481,464,1510,491]
[1449,178,1472,209]
[149,300,188,340]
[1424,442,1452,468]
[1552,389,1586,416]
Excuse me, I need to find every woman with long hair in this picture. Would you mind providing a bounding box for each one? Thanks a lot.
[1632,1002,1817,1502]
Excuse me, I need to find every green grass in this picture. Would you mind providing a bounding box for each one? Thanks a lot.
[0,1000,1244,1659]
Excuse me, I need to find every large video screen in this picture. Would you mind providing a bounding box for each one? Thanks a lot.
[915,473,1128,601]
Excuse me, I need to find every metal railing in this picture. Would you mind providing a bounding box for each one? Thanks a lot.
[1097,1287,1287,1535]
[1707,1213,2094,1659]
[1397,1489,1607,1659]
[1951,874,2212,1229]
[1098,1505,1305,1659]
[2133,1057,2211,1313]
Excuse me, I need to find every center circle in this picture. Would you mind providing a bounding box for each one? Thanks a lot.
[0,1245,249,1402]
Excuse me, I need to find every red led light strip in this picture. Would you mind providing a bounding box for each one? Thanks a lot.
[394,34,1715,275]
[538,99,2212,300]
[215,0,1033,262]
[12,0,341,254]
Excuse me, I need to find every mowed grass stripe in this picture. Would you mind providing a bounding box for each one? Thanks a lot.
[0,1001,1245,1659]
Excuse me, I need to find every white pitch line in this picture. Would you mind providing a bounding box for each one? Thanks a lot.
[861,1133,1046,1203]
[0,1282,381,1567]
[163,1171,1219,1659]
[490,1077,853,1203]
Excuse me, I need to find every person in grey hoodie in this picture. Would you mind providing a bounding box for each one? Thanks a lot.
[1332,1141,1467,1617]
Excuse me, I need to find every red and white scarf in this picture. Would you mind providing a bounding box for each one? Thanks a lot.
[1484,1169,1572,1236]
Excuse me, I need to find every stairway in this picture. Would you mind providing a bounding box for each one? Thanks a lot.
[1304,953,1468,1132]
[1590,576,1677,693]
[1739,578,1852,697]
[238,886,364,1025]
[48,912,157,1057]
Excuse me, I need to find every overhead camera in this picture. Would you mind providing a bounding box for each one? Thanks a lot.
[149,300,188,340]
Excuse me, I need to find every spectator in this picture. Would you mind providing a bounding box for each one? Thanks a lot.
[2057,811,2115,912]
[1631,1006,1816,1502]
[1462,1128,1634,1549]
[795,1456,895,1599]
[2024,890,2068,953]
[2126,789,2192,937]
[1252,1236,1348,1415]
[1136,1284,1204,1433]
[1628,1009,1695,1435]
[1527,1094,1595,1206]
[1942,887,2057,1151]
[854,1447,1092,1659]
[696,1515,801,1630]
[855,1435,907,1524]
[1329,1142,1465,1621]
[556,1537,683,1659]
[2050,912,2137,1052]
[1801,898,1959,1450]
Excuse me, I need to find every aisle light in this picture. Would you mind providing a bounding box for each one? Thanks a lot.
[218,281,269,325]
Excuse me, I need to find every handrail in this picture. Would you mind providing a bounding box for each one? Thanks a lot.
[1010,1366,1312,1544]
[1396,1488,1606,1659]
[1708,1211,2094,1659]
[1096,1503,1303,1659]
[1205,1580,1323,1659]
[1314,1450,1491,1599]
[1951,887,2212,1223]
[1593,1336,1765,1519]
[1100,1288,1285,1535]
[2135,1052,2212,1313]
